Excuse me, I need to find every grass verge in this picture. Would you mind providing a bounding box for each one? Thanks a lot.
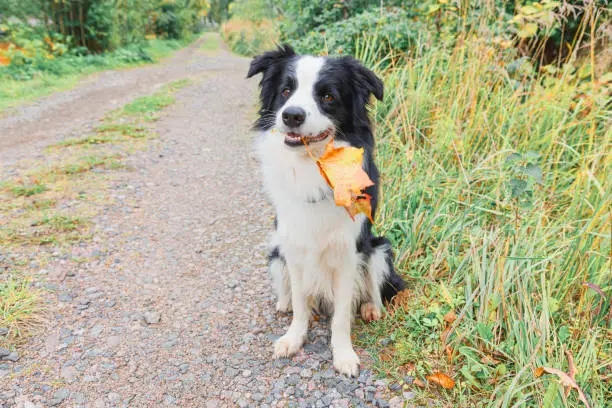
[0,78,192,347]
[0,37,196,113]
[352,33,610,408]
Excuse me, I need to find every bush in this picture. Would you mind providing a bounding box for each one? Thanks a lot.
[287,8,429,58]
[221,18,277,56]
[0,39,174,81]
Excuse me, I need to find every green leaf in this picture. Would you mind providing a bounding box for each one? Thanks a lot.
[476,323,493,341]
[578,63,592,79]
[548,297,560,313]
[524,163,543,184]
[558,326,570,343]
[506,153,522,164]
[428,4,441,13]
[510,179,528,197]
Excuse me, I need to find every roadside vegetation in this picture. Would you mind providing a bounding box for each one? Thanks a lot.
[0,0,210,111]
[221,0,610,406]
[0,79,191,349]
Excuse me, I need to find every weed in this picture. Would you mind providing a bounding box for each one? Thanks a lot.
[9,183,47,197]
[0,278,44,346]
[122,94,176,115]
[57,155,124,175]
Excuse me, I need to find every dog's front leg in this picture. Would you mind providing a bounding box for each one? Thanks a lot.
[331,256,360,377]
[273,262,310,358]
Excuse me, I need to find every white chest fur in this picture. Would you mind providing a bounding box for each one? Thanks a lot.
[256,131,365,300]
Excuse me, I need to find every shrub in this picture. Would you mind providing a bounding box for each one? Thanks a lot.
[221,18,277,56]
[287,8,429,58]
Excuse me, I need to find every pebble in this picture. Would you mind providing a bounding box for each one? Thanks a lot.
[0,348,9,357]
[388,396,403,408]
[108,392,121,402]
[0,328,8,336]
[300,368,313,378]
[2,390,16,399]
[206,399,222,408]
[72,392,88,404]
[61,366,79,381]
[389,382,401,391]
[403,391,416,400]
[48,389,70,406]
[3,352,19,362]
[144,311,161,324]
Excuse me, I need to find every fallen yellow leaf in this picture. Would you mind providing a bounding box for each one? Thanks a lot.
[426,372,455,389]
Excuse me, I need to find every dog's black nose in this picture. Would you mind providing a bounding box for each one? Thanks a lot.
[282,107,306,128]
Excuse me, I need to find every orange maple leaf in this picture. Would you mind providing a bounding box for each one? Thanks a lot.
[303,138,374,222]
[426,372,456,389]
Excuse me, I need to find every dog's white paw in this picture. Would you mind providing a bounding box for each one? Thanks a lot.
[333,347,360,377]
[276,298,292,313]
[360,302,381,323]
[273,334,303,358]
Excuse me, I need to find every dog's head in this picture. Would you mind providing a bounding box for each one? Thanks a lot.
[247,45,383,148]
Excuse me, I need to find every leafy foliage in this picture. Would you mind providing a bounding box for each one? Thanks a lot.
[0,0,208,82]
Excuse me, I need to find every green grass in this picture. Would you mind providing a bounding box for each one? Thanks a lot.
[122,94,176,115]
[57,155,124,174]
[353,34,610,408]
[0,75,82,113]
[8,182,48,197]
[0,37,196,113]
[0,278,44,347]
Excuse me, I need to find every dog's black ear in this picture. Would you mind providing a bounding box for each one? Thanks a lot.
[354,63,384,101]
[343,57,383,101]
[246,44,296,78]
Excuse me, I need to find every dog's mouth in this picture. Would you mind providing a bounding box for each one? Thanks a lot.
[284,129,333,147]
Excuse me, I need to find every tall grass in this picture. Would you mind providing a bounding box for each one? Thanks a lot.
[355,21,610,408]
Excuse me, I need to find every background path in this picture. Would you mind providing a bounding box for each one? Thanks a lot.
[0,35,402,408]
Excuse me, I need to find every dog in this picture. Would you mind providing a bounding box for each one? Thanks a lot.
[247,45,406,377]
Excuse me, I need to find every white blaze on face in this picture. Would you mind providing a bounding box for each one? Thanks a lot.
[277,56,334,137]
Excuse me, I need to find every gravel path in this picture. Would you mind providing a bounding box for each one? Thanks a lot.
[0,35,409,408]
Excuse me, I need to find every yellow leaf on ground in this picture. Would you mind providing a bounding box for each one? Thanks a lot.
[443,310,457,324]
[426,372,455,389]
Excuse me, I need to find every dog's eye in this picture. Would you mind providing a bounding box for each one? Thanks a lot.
[322,94,334,103]
[281,88,291,97]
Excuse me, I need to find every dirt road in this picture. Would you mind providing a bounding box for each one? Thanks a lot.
[0,35,406,408]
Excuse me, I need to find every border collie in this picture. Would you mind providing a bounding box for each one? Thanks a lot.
[247,45,406,377]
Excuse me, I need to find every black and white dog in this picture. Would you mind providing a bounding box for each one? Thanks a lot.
[247,45,405,377]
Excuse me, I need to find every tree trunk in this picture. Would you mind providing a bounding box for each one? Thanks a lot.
[69,1,76,45]
[79,0,86,47]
